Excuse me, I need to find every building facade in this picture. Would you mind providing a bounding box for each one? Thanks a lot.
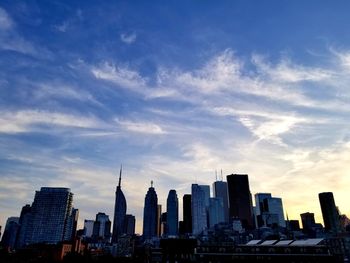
[143,181,158,239]
[319,192,342,234]
[191,184,209,235]
[213,181,229,223]
[166,189,179,236]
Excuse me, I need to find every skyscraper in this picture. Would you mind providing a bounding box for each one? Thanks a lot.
[93,212,111,243]
[1,217,19,250]
[213,180,229,223]
[255,193,285,228]
[191,184,209,235]
[157,205,162,237]
[143,181,158,239]
[84,220,95,238]
[319,192,342,234]
[15,204,31,249]
[166,189,179,236]
[124,214,136,235]
[208,197,225,227]
[27,187,74,244]
[227,174,254,229]
[183,194,192,234]
[300,212,316,233]
[112,166,127,242]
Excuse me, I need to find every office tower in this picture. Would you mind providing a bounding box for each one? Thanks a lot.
[84,220,95,237]
[191,184,209,235]
[112,166,127,242]
[24,187,74,245]
[183,194,192,234]
[255,193,272,216]
[1,217,19,249]
[300,212,316,234]
[161,212,167,236]
[93,212,111,243]
[15,204,32,249]
[319,192,342,234]
[143,181,158,239]
[208,197,225,227]
[157,205,162,237]
[124,214,136,235]
[227,174,254,229]
[213,181,229,223]
[264,197,285,227]
[64,208,79,241]
[166,189,179,236]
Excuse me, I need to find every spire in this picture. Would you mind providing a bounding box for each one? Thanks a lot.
[215,170,218,181]
[118,164,122,187]
[220,169,223,181]
[151,180,154,188]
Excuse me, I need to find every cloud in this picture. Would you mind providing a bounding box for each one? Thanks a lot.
[91,62,146,90]
[120,32,137,44]
[55,21,69,32]
[116,119,166,134]
[0,7,13,30]
[0,110,104,134]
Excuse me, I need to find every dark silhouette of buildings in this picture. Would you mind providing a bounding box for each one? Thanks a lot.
[166,190,178,236]
[112,166,127,242]
[301,212,316,233]
[319,192,342,234]
[142,181,158,239]
[227,174,254,229]
[15,204,31,248]
[182,194,192,234]
[1,217,19,250]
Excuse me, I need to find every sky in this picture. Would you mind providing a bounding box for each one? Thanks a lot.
[1,0,350,234]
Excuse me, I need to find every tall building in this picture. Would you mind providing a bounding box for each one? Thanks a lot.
[84,220,95,237]
[27,187,74,244]
[157,205,162,237]
[319,192,342,234]
[143,181,158,239]
[255,193,285,228]
[1,217,19,250]
[227,174,254,229]
[93,212,111,243]
[16,204,32,248]
[183,194,192,234]
[213,181,229,223]
[191,184,209,235]
[166,190,179,236]
[208,197,225,227]
[124,214,136,235]
[300,212,316,233]
[64,208,79,241]
[112,166,127,242]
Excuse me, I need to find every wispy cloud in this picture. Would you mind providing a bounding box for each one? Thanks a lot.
[0,7,13,30]
[120,32,137,44]
[54,20,69,32]
[116,119,166,135]
[0,110,104,134]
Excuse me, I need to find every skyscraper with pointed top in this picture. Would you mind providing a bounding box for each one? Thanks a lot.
[112,165,127,242]
[143,181,158,239]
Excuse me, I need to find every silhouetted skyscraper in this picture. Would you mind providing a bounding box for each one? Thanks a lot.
[93,212,111,243]
[157,205,162,237]
[319,192,341,234]
[84,220,94,237]
[112,166,127,242]
[213,181,229,222]
[208,197,225,227]
[183,194,192,234]
[166,190,179,236]
[191,184,209,235]
[300,212,316,233]
[27,187,74,244]
[15,204,31,249]
[227,174,254,229]
[124,214,135,235]
[1,217,19,250]
[143,181,158,239]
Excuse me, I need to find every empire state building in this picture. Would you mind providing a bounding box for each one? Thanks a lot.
[112,166,127,242]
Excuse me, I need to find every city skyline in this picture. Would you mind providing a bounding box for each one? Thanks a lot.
[1,0,350,235]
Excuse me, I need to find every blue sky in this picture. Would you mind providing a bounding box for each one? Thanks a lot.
[1,1,350,233]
